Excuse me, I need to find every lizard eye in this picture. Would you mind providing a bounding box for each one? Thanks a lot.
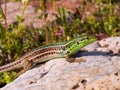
[67,51,70,54]
[86,37,89,39]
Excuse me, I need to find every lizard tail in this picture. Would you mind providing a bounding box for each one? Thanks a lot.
[0,60,22,73]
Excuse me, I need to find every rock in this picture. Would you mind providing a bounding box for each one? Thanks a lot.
[1,37,120,90]
[97,37,120,54]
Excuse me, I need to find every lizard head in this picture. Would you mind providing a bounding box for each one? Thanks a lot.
[66,35,96,56]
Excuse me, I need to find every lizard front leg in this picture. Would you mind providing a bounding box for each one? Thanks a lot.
[65,53,76,63]
[65,50,86,64]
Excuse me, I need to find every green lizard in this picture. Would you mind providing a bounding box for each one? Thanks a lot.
[0,35,96,76]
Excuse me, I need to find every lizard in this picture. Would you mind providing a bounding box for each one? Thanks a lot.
[0,35,96,76]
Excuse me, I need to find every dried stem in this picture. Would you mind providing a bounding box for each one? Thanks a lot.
[0,0,8,30]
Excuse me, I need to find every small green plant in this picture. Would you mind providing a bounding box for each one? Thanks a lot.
[17,0,29,31]
[73,0,120,37]
[55,6,68,39]
[0,23,43,86]
[39,0,49,45]
[0,71,16,84]
[0,0,43,86]
[93,1,120,36]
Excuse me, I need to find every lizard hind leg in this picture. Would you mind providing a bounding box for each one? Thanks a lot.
[15,60,33,78]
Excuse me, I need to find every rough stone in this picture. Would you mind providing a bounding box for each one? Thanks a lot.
[1,37,120,90]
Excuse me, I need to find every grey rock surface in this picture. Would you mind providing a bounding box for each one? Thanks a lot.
[1,37,120,90]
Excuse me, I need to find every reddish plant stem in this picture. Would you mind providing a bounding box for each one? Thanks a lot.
[4,0,8,29]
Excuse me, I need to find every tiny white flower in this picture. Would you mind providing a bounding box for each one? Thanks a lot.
[22,0,29,5]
